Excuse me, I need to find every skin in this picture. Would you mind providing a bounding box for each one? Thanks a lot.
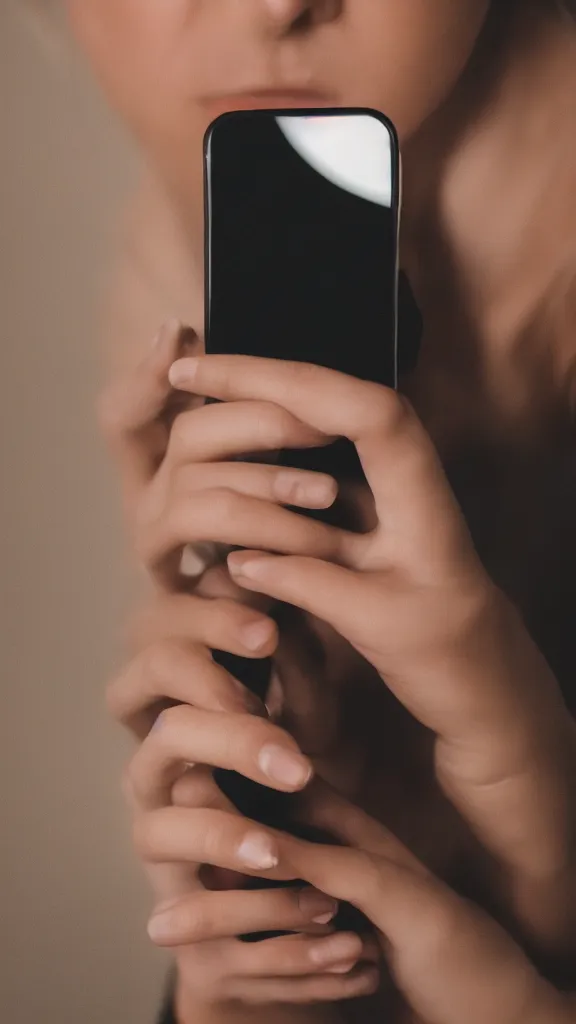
[67,0,576,1020]
[65,0,490,239]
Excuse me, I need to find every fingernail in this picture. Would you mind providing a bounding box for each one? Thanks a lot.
[298,889,338,924]
[237,831,279,869]
[313,909,339,925]
[241,620,275,652]
[274,472,336,508]
[309,934,362,966]
[258,743,313,788]
[228,556,270,581]
[147,910,179,943]
[168,357,199,388]
[300,479,337,507]
[327,960,358,974]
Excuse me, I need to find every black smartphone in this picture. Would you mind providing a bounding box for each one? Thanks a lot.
[205,106,399,407]
[204,109,401,938]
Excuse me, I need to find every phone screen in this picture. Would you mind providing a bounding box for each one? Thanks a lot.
[205,108,399,430]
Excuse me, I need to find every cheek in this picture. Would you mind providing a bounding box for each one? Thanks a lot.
[340,0,490,139]
[66,1,189,138]
[66,0,206,201]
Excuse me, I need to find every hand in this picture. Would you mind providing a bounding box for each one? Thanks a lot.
[168,353,576,966]
[99,327,376,1010]
[108,592,380,1009]
[98,319,343,590]
[149,783,576,1024]
[98,316,385,771]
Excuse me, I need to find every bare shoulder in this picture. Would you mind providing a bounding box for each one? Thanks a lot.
[101,170,202,378]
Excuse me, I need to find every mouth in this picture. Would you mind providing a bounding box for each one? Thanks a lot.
[201,88,337,122]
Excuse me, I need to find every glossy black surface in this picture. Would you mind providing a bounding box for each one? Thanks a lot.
[204,110,400,941]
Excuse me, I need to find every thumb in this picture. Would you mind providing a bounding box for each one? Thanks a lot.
[280,837,569,1024]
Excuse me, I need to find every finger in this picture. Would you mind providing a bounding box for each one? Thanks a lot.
[231,931,378,978]
[137,489,351,584]
[147,886,339,946]
[133,806,290,876]
[228,551,369,640]
[228,965,381,1005]
[127,593,277,658]
[301,780,427,873]
[126,704,312,810]
[279,838,570,1024]
[99,320,195,496]
[107,639,270,739]
[161,762,237,813]
[164,399,333,469]
[167,461,338,511]
[168,355,471,574]
[138,766,238,905]
[229,551,576,928]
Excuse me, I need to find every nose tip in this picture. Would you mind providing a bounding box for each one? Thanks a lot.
[261,0,341,32]
[262,0,308,19]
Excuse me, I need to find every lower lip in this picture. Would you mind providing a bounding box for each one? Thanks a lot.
[203,95,336,119]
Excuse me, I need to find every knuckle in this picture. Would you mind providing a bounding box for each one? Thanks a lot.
[254,404,297,449]
[168,410,195,461]
[207,487,241,521]
[172,768,222,810]
[362,386,410,437]
[148,500,186,554]
[132,810,162,860]
[153,703,181,736]
[133,477,165,533]
[139,641,181,690]
[170,463,198,501]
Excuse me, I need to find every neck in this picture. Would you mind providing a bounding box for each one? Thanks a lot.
[401,2,576,451]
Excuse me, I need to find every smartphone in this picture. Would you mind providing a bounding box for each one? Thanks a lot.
[204,109,401,938]
[204,107,400,449]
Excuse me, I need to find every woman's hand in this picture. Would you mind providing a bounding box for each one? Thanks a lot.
[98,319,343,590]
[109,594,380,1009]
[99,326,378,1012]
[168,353,576,965]
[146,782,576,1024]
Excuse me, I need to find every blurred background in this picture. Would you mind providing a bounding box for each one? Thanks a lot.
[0,4,168,1021]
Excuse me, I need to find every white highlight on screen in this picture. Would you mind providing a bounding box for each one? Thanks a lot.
[276,114,392,207]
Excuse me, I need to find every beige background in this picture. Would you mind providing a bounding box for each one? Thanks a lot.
[1,6,168,1022]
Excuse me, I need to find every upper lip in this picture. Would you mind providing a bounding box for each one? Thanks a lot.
[200,86,335,110]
